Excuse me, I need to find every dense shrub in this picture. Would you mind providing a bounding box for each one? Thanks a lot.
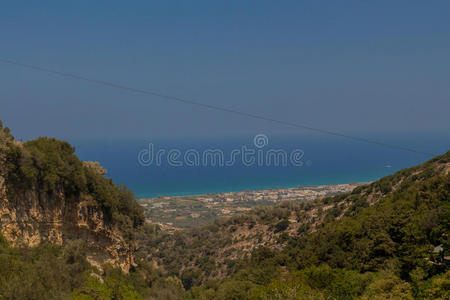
[2,134,144,235]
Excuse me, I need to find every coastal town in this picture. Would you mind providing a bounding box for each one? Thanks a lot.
[138,182,368,231]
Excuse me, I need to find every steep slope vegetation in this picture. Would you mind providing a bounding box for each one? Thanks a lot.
[139,151,449,298]
[183,152,450,299]
[0,122,194,299]
[0,121,144,271]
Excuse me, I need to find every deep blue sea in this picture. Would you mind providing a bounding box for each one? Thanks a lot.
[71,133,449,198]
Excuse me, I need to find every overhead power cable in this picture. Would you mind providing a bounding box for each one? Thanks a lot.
[0,58,436,156]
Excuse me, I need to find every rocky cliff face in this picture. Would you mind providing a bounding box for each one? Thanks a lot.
[0,186,133,272]
[0,172,134,272]
[0,128,141,272]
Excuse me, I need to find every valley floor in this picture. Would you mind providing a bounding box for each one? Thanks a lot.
[138,182,367,230]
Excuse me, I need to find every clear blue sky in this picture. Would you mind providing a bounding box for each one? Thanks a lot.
[1,1,449,140]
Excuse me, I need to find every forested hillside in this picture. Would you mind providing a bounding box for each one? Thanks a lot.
[141,151,450,299]
[185,153,449,299]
